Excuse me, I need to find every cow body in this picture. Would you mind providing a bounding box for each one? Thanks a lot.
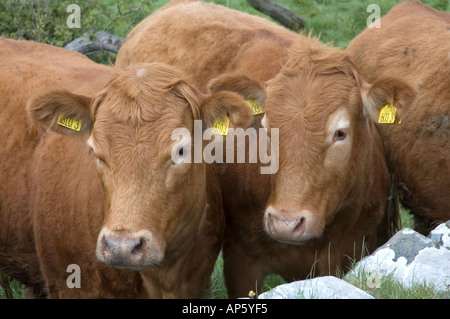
[0,38,247,298]
[116,0,297,91]
[0,37,114,296]
[116,0,402,298]
[216,37,392,298]
[346,0,450,234]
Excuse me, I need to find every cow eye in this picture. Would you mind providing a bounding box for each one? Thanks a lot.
[171,145,190,165]
[88,144,106,167]
[336,130,346,138]
[94,156,106,167]
[333,129,348,144]
[170,135,191,166]
[91,152,106,167]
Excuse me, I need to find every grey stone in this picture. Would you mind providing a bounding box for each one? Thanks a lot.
[384,228,437,264]
[258,276,374,299]
[347,226,450,292]
[428,220,450,249]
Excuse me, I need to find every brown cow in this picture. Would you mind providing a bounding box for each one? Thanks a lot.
[346,0,450,235]
[0,37,114,297]
[116,0,298,91]
[0,37,251,298]
[116,0,408,298]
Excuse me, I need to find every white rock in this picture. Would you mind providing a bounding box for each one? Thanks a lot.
[258,276,374,299]
[348,226,450,292]
[428,220,450,249]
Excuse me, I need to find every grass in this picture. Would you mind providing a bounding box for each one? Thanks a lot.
[206,0,450,49]
[210,252,287,299]
[345,265,445,299]
[0,279,24,299]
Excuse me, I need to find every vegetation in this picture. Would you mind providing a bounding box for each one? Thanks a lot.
[0,0,448,299]
[1,0,448,50]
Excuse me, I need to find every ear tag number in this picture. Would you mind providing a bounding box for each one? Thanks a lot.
[247,99,265,115]
[57,113,82,131]
[212,116,230,135]
[378,104,400,124]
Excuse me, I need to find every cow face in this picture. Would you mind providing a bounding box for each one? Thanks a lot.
[261,46,415,245]
[209,41,414,245]
[261,61,370,244]
[28,62,251,270]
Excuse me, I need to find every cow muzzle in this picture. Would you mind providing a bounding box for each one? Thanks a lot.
[264,206,317,245]
[96,227,164,271]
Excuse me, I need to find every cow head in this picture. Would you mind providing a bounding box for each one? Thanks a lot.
[28,62,251,270]
[210,39,415,245]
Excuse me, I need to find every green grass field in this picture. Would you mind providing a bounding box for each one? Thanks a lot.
[0,0,448,299]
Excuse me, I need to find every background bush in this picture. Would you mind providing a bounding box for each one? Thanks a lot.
[0,0,163,46]
[1,0,448,51]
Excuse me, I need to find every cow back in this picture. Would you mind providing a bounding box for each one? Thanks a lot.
[346,0,450,233]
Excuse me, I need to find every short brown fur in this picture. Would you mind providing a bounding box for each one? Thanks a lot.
[347,0,450,234]
[116,0,398,298]
[0,38,249,298]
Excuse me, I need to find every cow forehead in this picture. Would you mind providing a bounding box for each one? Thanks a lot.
[92,62,192,123]
[90,114,189,163]
[265,73,357,131]
[90,64,194,151]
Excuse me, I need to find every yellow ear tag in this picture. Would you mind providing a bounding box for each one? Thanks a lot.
[57,113,82,131]
[378,104,400,124]
[212,116,230,135]
[247,99,265,115]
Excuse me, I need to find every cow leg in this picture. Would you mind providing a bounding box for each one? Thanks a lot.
[222,240,265,299]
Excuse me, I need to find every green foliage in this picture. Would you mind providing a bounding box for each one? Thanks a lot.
[1,0,448,51]
[1,0,92,46]
[0,0,166,47]
[275,0,449,48]
[0,279,23,299]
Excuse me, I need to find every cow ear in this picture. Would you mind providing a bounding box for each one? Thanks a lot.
[208,72,267,109]
[360,76,416,124]
[171,80,203,120]
[27,89,93,136]
[201,91,252,129]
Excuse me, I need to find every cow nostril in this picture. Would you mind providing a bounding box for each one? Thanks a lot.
[131,238,145,254]
[293,217,306,236]
[267,213,276,235]
[97,229,162,270]
[101,234,146,255]
[102,235,117,251]
[266,210,307,242]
